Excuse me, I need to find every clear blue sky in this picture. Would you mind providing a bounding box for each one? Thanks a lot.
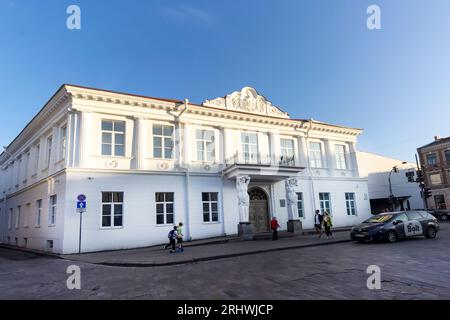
[1,0,450,162]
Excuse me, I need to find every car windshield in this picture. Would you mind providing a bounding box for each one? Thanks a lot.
[364,214,393,223]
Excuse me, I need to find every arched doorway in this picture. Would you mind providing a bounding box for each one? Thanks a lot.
[248,187,270,233]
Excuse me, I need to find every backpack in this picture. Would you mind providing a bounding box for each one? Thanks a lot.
[168,230,175,238]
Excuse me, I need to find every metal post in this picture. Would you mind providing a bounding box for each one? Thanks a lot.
[78,211,82,254]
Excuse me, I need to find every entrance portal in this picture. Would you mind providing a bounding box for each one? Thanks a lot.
[248,188,270,232]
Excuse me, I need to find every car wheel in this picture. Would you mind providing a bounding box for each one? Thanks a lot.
[387,231,397,243]
[425,226,437,239]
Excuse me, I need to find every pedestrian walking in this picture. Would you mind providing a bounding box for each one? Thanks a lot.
[323,211,334,239]
[164,226,178,252]
[177,222,184,251]
[314,209,324,238]
[270,216,280,240]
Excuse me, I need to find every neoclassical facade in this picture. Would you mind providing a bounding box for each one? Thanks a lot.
[0,85,371,253]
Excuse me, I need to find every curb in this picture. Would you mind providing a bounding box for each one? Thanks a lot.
[88,238,353,268]
[0,244,64,260]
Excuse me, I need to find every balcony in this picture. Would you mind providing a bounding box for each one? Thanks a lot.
[222,152,304,181]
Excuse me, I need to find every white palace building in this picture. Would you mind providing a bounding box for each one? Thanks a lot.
[0,85,371,254]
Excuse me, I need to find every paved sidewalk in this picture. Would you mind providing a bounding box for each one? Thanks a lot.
[61,229,351,267]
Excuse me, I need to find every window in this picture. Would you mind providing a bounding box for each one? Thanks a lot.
[101,120,125,156]
[155,192,174,225]
[101,192,124,227]
[241,132,258,163]
[309,142,322,168]
[430,173,442,185]
[60,126,67,160]
[406,211,422,220]
[153,125,174,159]
[345,193,356,216]
[434,194,446,210]
[445,150,450,163]
[280,138,295,159]
[24,203,30,228]
[8,208,12,229]
[335,145,347,170]
[296,192,304,218]
[35,144,40,173]
[35,199,42,227]
[15,206,20,228]
[196,130,215,162]
[202,192,219,222]
[46,136,52,167]
[49,195,57,225]
[427,153,437,166]
[319,192,331,214]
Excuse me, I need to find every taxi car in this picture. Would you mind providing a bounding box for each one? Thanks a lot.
[350,210,439,243]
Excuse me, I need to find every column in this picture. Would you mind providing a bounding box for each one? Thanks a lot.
[269,132,280,165]
[297,135,308,167]
[66,111,73,168]
[51,124,59,170]
[77,111,90,168]
[324,139,335,172]
[222,128,232,164]
[183,123,191,167]
[132,117,144,170]
[349,141,359,177]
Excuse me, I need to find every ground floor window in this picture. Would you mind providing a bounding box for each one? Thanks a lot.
[434,194,446,209]
[156,192,174,225]
[319,192,332,214]
[202,192,218,222]
[345,192,356,215]
[296,192,304,218]
[48,195,57,225]
[102,192,124,227]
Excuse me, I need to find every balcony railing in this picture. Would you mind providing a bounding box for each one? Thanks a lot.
[225,151,296,167]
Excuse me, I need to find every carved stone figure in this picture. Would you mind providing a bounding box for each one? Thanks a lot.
[236,175,251,223]
[285,178,298,220]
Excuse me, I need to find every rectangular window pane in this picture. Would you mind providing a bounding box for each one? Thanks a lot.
[203,203,210,213]
[211,211,218,222]
[156,204,164,214]
[114,121,125,132]
[114,215,123,227]
[164,148,173,159]
[115,133,124,145]
[165,193,174,202]
[156,214,164,225]
[102,121,113,131]
[102,132,112,144]
[166,203,174,214]
[210,193,218,201]
[166,214,174,224]
[102,204,112,216]
[114,145,125,156]
[113,192,123,202]
[154,137,162,147]
[211,202,218,212]
[153,125,162,135]
[102,192,112,203]
[102,216,111,227]
[102,144,112,156]
[203,212,210,222]
[154,147,162,158]
[114,204,123,216]
[202,193,210,202]
[163,126,173,137]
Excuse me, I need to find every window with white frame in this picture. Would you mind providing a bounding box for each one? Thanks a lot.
[345,192,356,216]
[153,125,174,159]
[335,145,347,169]
[60,126,67,160]
[309,142,322,168]
[46,136,52,168]
[24,203,30,228]
[101,192,124,227]
[49,195,57,225]
[101,120,125,156]
[35,199,42,227]
[155,192,174,225]
[15,206,20,228]
[196,129,215,162]
[8,208,12,229]
[296,192,304,218]
[319,192,332,214]
[202,192,218,222]
[280,138,295,162]
[241,132,258,163]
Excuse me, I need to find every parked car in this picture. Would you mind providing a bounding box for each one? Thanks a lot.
[427,209,450,221]
[350,210,439,243]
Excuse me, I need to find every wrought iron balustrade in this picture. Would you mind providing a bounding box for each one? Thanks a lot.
[224,151,295,167]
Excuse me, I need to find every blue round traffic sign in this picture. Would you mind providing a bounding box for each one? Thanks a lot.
[77,194,86,201]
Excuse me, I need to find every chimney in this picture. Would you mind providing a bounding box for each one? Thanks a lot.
[434,135,440,141]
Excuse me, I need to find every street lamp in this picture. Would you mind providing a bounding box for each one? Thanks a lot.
[388,161,407,211]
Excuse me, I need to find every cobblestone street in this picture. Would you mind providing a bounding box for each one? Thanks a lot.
[1,223,449,299]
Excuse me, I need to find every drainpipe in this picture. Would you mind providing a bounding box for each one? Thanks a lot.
[305,119,317,213]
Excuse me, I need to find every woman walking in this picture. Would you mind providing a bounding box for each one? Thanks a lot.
[323,211,334,239]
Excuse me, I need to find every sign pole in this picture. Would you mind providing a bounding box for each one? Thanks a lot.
[78,211,82,255]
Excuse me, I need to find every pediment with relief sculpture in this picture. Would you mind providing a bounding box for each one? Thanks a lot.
[202,87,290,119]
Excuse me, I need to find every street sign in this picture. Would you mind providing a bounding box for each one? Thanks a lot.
[77,201,86,209]
[77,194,86,201]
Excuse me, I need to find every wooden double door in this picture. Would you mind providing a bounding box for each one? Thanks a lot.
[248,188,270,233]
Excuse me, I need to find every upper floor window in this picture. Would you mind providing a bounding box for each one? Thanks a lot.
[309,142,322,168]
[35,199,42,227]
[427,153,438,166]
[60,126,67,160]
[280,138,295,159]
[102,192,124,227]
[102,120,125,156]
[49,195,57,225]
[430,173,442,185]
[335,145,347,170]
[46,136,53,167]
[445,150,450,163]
[241,132,258,163]
[153,125,174,159]
[196,130,215,162]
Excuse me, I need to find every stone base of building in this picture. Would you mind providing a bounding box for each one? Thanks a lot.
[238,222,254,240]
[287,219,303,234]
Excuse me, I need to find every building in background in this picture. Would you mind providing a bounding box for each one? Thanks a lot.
[0,85,371,254]
[417,136,450,210]
[357,151,422,213]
